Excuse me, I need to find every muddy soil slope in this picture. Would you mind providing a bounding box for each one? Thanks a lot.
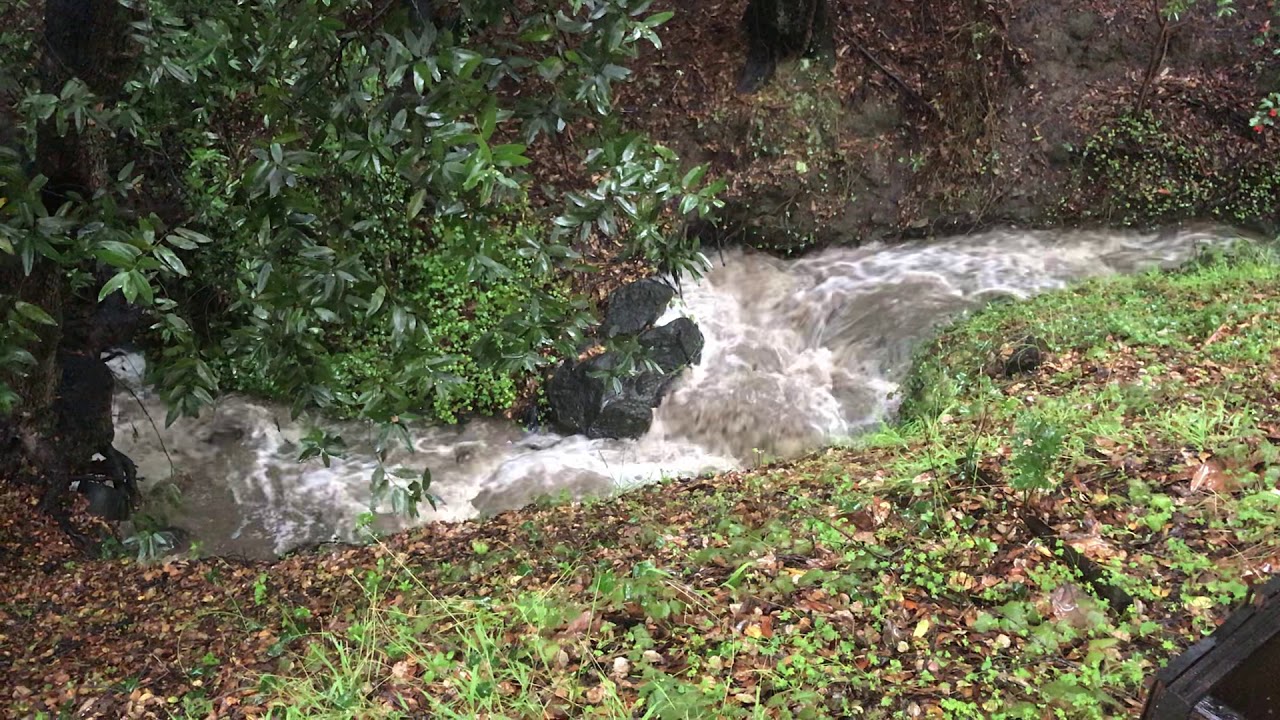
[614,0,1279,251]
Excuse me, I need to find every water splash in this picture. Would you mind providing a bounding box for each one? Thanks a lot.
[111,225,1243,558]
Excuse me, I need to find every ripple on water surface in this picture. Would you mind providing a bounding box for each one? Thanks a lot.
[111,225,1243,557]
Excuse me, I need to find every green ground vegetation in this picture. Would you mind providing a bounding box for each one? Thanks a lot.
[6,244,1280,718]
[1070,113,1280,227]
[253,244,1280,719]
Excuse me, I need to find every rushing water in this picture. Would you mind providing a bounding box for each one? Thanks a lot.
[110,225,1244,558]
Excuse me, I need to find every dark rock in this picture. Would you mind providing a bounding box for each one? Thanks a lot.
[626,370,667,409]
[639,317,704,374]
[589,396,654,440]
[602,278,674,337]
[547,360,603,432]
[547,318,705,439]
[1002,335,1050,377]
[77,479,130,521]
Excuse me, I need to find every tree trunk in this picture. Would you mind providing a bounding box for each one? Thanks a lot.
[737,0,833,94]
[1,0,140,518]
[38,0,139,200]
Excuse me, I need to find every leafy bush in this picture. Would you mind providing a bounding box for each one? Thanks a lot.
[1009,416,1065,498]
[328,209,561,423]
[0,0,729,514]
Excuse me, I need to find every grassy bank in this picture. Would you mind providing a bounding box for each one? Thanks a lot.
[4,244,1280,719]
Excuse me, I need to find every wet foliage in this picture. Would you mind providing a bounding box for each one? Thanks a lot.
[4,245,1280,717]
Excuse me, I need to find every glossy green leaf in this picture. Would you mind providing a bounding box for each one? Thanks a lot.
[13,301,56,326]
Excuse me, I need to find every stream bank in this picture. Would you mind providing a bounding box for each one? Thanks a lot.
[110,225,1240,560]
[611,0,1280,255]
[2,1,1279,714]
[4,242,1280,718]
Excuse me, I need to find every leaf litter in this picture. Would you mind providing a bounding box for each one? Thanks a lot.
[3,255,1280,718]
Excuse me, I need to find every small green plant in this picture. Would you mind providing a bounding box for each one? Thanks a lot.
[297,428,347,467]
[1250,92,1280,134]
[898,152,927,172]
[122,528,177,563]
[1009,416,1065,500]
[253,573,269,607]
[1073,112,1280,225]
[1149,397,1254,451]
[180,693,214,717]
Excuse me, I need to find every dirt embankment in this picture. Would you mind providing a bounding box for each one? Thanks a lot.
[616,0,1280,252]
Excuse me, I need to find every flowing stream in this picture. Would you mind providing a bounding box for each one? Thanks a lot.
[111,225,1244,558]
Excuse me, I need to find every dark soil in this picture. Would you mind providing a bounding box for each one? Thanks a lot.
[611,0,1279,252]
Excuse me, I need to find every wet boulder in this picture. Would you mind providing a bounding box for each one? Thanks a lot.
[602,278,675,337]
[547,359,605,433]
[994,335,1050,377]
[639,317,703,373]
[76,479,131,521]
[589,395,656,441]
[548,318,705,439]
[625,317,705,406]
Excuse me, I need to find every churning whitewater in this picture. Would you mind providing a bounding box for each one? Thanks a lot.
[111,225,1242,558]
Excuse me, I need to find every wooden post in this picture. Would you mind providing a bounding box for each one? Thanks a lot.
[1143,576,1280,719]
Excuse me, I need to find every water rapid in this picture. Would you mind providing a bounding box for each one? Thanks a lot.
[111,225,1243,558]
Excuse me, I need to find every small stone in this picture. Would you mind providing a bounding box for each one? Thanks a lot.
[612,657,631,678]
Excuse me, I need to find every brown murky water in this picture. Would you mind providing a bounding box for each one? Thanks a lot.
[111,225,1245,558]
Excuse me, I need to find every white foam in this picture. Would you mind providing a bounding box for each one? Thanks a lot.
[111,225,1243,557]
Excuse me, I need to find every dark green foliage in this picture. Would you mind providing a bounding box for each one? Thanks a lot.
[0,0,724,513]
[897,349,964,425]
[329,211,560,423]
[1077,114,1210,224]
[191,143,567,423]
